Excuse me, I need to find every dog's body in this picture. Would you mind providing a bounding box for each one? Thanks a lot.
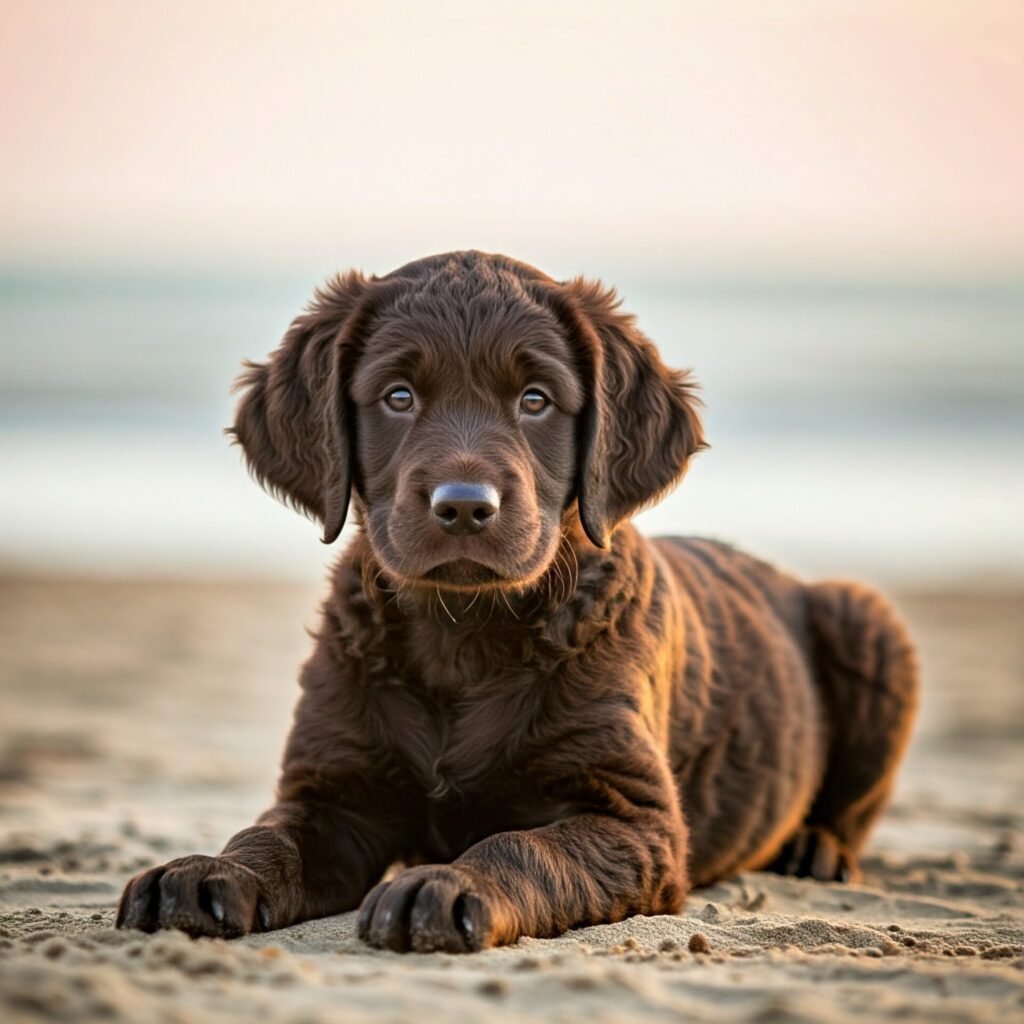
[117,252,918,951]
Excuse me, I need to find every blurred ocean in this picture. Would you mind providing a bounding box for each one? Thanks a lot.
[2,271,1022,584]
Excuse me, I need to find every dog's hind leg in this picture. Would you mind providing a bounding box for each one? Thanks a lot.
[767,581,919,882]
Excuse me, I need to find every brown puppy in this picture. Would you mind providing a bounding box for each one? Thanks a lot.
[117,251,918,952]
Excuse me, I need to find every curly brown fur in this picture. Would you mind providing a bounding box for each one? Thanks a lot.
[117,251,919,951]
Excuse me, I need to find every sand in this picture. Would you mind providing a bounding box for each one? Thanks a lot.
[1,577,1022,1023]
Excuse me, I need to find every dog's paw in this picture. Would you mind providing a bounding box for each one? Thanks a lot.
[357,864,500,953]
[116,855,271,938]
[766,826,860,883]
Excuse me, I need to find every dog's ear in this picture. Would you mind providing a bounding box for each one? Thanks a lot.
[553,278,706,548]
[228,272,369,544]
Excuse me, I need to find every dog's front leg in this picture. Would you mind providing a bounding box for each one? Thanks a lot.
[117,640,414,937]
[116,789,409,938]
[359,738,687,952]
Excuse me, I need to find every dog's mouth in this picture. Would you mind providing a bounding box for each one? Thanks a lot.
[421,559,506,588]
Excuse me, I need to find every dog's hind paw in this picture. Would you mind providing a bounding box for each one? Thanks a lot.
[764,826,860,883]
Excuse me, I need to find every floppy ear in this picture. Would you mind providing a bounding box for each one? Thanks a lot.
[557,278,706,548]
[228,272,368,544]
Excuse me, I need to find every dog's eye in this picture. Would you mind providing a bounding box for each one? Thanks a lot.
[520,389,549,416]
[384,387,414,413]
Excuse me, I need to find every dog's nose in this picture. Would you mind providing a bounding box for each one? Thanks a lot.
[430,483,500,535]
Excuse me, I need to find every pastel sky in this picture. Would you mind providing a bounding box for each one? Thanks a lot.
[2,1,1022,275]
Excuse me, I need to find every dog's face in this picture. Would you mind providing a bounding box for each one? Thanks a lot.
[231,252,704,592]
[351,294,581,590]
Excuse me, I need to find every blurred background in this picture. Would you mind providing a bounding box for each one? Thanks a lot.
[2,0,1022,586]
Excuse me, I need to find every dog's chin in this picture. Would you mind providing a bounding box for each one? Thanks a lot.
[384,555,546,593]
[421,559,508,590]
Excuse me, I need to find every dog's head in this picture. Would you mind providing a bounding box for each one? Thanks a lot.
[230,251,704,592]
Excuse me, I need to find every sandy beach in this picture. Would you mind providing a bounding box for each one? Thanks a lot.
[1,575,1022,1023]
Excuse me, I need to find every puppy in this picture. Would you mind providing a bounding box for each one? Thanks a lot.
[117,251,918,952]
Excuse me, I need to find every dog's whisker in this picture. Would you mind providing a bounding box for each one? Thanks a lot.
[499,588,520,620]
[550,554,566,608]
[436,586,458,624]
[562,532,580,592]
